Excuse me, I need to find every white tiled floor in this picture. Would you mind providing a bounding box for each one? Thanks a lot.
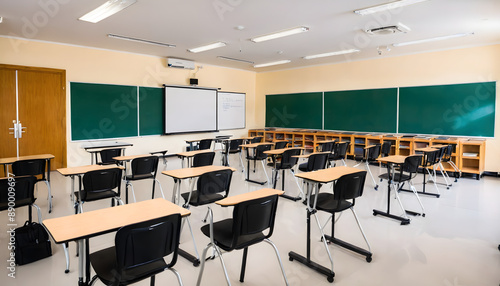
[1,153,500,286]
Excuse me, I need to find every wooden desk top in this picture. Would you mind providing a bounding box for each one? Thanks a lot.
[176,149,214,157]
[216,188,284,206]
[81,142,132,150]
[376,155,407,164]
[316,140,336,144]
[430,144,448,148]
[162,165,236,180]
[57,164,124,176]
[292,151,330,159]
[414,147,439,152]
[43,198,190,244]
[240,142,274,149]
[113,154,151,161]
[264,147,303,155]
[295,166,362,183]
[0,154,54,164]
[364,145,376,149]
[185,138,212,143]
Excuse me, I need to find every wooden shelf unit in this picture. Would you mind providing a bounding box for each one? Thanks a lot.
[397,137,413,156]
[459,140,485,178]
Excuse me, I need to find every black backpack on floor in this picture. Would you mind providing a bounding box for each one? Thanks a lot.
[15,221,52,265]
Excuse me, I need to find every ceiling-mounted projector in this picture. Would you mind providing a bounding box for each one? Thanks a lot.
[365,23,411,35]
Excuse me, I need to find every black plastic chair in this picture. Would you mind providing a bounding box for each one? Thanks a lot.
[274,141,288,150]
[435,146,453,188]
[420,149,441,195]
[98,148,123,165]
[125,156,164,204]
[198,139,213,150]
[246,144,272,183]
[298,152,329,172]
[317,141,335,153]
[329,142,349,167]
[354,144,381,190]
[222,139,244,170]
[196,194,288,285]
[89,214,183,286]
[12,159,52,213]
[250,136,262,143]
[379,155,425,217]
[380,141,392,157]
[0,176,41,223]
[192,152,216,168]
[272,148,304,200]
[75,168,123,214]
[314,171,372,262]
[441,144,461,182]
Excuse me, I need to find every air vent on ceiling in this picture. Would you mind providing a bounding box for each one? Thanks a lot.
[365,23,410,35]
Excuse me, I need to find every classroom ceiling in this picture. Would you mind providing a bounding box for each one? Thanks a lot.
[1,0,499,72]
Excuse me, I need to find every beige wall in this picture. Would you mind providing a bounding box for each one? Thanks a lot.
[0,37,257,167]
[256,44,500,171]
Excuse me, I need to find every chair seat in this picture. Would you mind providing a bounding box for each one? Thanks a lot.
[201,219,266,251]
[90,246,167,285]
[246,156,265,161]
[314,193,353,213]
[125,174,154,181]
[180,191,224,206]
[275,162,294,170]
[228,150,241,154]
[378,173,411,182]
[298,162,308,172]
[75,190,119,202]
[0,198,33,210]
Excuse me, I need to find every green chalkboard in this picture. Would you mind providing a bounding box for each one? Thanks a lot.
[324,88,397,133]
[399,82,496,137]
[266,92,322,129]
[139,87,163,136]
[71,82,138,140]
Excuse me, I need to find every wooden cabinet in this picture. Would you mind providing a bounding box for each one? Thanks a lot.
[459,140,485,179]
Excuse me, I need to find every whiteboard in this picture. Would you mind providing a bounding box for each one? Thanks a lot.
[165,86,217,134]
[218,92,245,130]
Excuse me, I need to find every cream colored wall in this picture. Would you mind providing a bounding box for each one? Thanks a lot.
[256,44,500,172]
[0,37,257,167]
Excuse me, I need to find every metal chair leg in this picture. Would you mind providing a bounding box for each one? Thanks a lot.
[43,180,53,213]
[261,160,270,184]
[312,212,334,275]
[409,181,425,216]
[169,268,184,286]
[196,243,231,286]
[290,169,305,199]
[154,178,165,199]
[365,162,378,190]
[392,184,409,220]
[350,208,372,253]
[426,168,441,194]
[264,239,290,286]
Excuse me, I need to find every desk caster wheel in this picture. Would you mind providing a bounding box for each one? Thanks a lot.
[193,259,200,267]
[327,276,334,283]
[374,185,378,191]
[366,256,372,263]
[65,269,69,274]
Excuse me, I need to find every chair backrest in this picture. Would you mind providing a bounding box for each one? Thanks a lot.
[442,145,453,161]
[12,159,46,179]
[274,141,288,150]
[381,141,392,157]
[82,168,122,201]
[0,176,36,210]
[251,136,262,143]
[333,171,367,202]
[192,152,216,167]
[319,141,334,152]
[254,144,272,160]
[231,194,279,248]
[305,153,329,172]
[367,144,381,161]
[228,139,243,153]
[130,156,159,178]
[99,148,123,165]
[278,148,301,170]
[424,149,440,166]
[436,146,447,160]
[331,142,349,160]
[115,214,182,274]
[195,169,233,204]
[198,139,213,150]
[402,155,422,175]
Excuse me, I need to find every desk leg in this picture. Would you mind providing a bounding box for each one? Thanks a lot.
[280,170,301,201]
[78,238,85,286]
[400,168,440,198]
[178,179,200,267]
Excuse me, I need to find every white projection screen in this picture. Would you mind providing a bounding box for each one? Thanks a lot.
[217,92,245,130]
[164,86,217,134]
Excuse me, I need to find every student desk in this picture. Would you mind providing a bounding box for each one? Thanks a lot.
[161,165,236,266]
[0,154,55,212]
[57,164,124,207]
[411,147,441,198]
[176,149,214,168]
[43,198,190,286]
[290,166,363,283]
[240,142,274,185]
[264,147,303,201]
[81,141,133,164]
[375,155,421,225]
[216,188,284,206]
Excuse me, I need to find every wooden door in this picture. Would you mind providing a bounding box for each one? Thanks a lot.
[0,68,17,159]
[0,65,66,172]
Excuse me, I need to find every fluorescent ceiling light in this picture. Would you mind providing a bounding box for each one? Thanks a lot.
[303,49,360,60]
[107,34,176,48]
[253,60,291,68]
[251,26,309,43]
[217,56,254,64]
[188,42,227,53]
[393,32,474,47]
[354,0,429,16]
[79,0,137,23]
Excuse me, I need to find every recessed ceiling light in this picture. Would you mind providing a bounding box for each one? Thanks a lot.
[303,49,360,60]
[188,42,227,53]
[354,0,429,16]
[217,56,254,64]
[107,34,176,48]
[251,26,309,43]
[393,32,474,47]
[253,60,291,68]
[79,0,137,23]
